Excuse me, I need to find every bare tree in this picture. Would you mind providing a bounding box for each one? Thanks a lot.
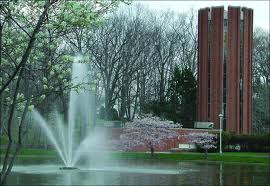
[87,14,129,119]
[252,27,270,134]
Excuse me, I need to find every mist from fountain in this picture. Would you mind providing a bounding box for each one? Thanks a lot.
[32,56,101,168]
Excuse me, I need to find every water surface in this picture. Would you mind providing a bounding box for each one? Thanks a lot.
[6,157,270,185]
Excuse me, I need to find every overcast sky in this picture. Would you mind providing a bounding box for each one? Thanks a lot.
[132,1,269,31]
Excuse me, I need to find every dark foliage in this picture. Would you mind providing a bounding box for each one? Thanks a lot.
[143,67,196,127]
[217,132,270,152]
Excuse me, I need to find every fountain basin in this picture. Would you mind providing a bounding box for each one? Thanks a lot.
[59,167,78,170]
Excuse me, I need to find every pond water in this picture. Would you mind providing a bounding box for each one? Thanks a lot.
[6,157,270,185]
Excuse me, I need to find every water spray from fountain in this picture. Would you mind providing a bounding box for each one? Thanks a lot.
[32,55,100,169]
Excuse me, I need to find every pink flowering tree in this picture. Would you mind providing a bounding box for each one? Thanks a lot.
[185,132,217,158]
[112,115,182,152]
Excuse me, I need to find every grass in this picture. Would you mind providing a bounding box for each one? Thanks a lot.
[111,152,270,165]
[1,148,269,165]
[20,149,58,156]
[212,152,270,156]
[0,148,58,156]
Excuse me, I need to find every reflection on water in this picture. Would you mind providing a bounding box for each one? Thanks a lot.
[220,162,223,186]
[6,158,270,185]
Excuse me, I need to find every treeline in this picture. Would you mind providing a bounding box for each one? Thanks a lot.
[0,2,269,136]
[252,28,270,134]
[87,5,198,127]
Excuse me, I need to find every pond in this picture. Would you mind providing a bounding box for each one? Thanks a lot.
[6,157,270,185]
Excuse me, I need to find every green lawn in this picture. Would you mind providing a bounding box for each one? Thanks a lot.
[111,152,270,165]
[1,148,269,165]
[0,148,58,156]
[212,152,270,156]
[20,148,58,156]
[1,149,270,165]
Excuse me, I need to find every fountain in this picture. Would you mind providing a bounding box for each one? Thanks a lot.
[7,57,225,186]
[32,56,102,169]
[15,56,199,185]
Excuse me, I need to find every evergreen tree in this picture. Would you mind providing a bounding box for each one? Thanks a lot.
[169,67,196,128]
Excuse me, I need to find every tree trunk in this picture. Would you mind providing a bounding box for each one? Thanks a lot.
[0,22,3,139]
[119,75,127,120]
[205,149,208,159]
[104,87,113,120]
[159,66,165,104]
[139,73,146,115]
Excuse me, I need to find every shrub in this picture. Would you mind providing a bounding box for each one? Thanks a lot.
[217,132,270,152]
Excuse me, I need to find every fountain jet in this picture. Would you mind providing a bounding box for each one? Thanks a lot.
[32,57,101,168]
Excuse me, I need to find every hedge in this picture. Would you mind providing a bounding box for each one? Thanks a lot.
[216,132,270,152]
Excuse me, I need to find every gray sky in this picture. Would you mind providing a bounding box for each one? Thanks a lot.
[134,1,269,31]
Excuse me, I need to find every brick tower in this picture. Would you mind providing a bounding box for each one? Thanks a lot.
[196,6,253,134]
